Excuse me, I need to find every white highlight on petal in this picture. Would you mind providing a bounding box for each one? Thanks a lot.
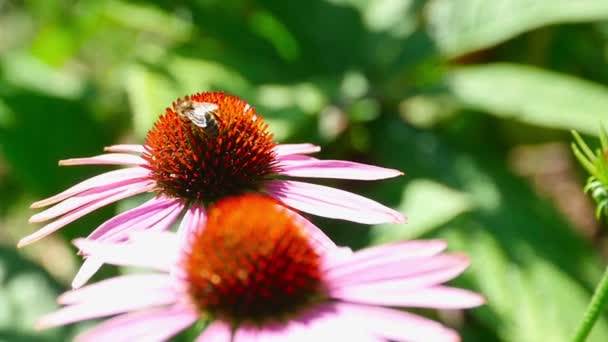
[104,144,146,154]
[273,144,321,156]
[278,159,402,180]
[59,153,146,166]
[71,258,104,289]
[73,232,179,271]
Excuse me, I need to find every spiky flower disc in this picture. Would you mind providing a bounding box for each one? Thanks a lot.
[143,92,278,203]
[182,195,324,325]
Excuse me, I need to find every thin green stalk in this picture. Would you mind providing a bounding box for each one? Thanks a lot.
[573,265,608,341]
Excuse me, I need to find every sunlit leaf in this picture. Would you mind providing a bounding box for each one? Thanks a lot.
[447,64,608,136]
[370,179,475,243]
[444,226,608,342]
[0,246,72,341]
[428,0,608,57]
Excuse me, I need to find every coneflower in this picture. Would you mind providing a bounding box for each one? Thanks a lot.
[22,92,404,287]
[38,195,483,342]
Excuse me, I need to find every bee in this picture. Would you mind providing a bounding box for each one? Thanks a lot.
[176,100,220,137]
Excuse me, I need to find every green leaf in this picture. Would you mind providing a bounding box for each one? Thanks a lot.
[370,121,608,342]
[447,64,608,136]
[427,0,608,57]
[370,179,475,243]
[444,226,608,342]
[0,246,73,341]
[125,64,180,139]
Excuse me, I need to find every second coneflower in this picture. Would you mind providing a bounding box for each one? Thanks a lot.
[21,92,404,287]
[38,195,483,341]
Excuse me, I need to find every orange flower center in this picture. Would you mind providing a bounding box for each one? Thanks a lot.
[182,195,325,325]
[143,92,278,203]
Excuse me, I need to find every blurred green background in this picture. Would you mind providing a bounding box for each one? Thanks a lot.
[4,0,608,341]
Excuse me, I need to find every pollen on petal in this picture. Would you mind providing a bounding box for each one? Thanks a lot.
[181,194,325,325]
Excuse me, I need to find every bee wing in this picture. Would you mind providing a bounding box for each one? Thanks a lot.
[188,102,219,128]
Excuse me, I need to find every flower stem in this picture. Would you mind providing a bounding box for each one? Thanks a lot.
[573,265,608,341]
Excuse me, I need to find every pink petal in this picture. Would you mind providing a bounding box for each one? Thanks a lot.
[59,273,173,304]
[87,196,173,239]
[30,167,150,208]
[274,144,320,156]
[335,302,460,342]
[104,144,146,154]
[195,320,233,342]
[289,209,336,251]
[59,153,146,166]
[29,178,151,223]
[266,180,405,224]
[324,240,447,272]
[18,182,155,248]
[37,281,178,329]
[332,284,485,309]
[72,258,105,289]
[278,159,402,180]
[233,325,258,342]
[293,304,380,342]
[253,322,307,342]
[76,305,198,342]
[276,154,318,162]
[177,204,206,248]
[89,198,183,242]
[73,233,178,271]
[326,254,470,289]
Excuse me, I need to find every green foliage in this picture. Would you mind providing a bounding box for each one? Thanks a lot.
[428,0,608,57]
[3,0,608,341]
[448,64,608,136]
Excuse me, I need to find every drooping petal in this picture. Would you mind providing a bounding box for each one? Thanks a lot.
[59,153,146,166]
[278,159,402,180]
[326,254,470,289]
[73,233,179,271]
[37,281,178,329]
[332,284,485,309]
[29,178,152,223]
[233,325,258,342]
[335,302,460,342]
[293,303,380,342]
[273,144,320,157]
[289,209,336,251]
[104,144,146,154]
[59,274,174,305]
[76,305,198,342]
[324,240,447,272]
[176,203,206,248]
[266,180,405,224]
[89,198,183,242]
[195,320,233,342]
[253,321,309,342]
[18,182,155,247]
[71,258,104,289]
[30,167,150,208]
